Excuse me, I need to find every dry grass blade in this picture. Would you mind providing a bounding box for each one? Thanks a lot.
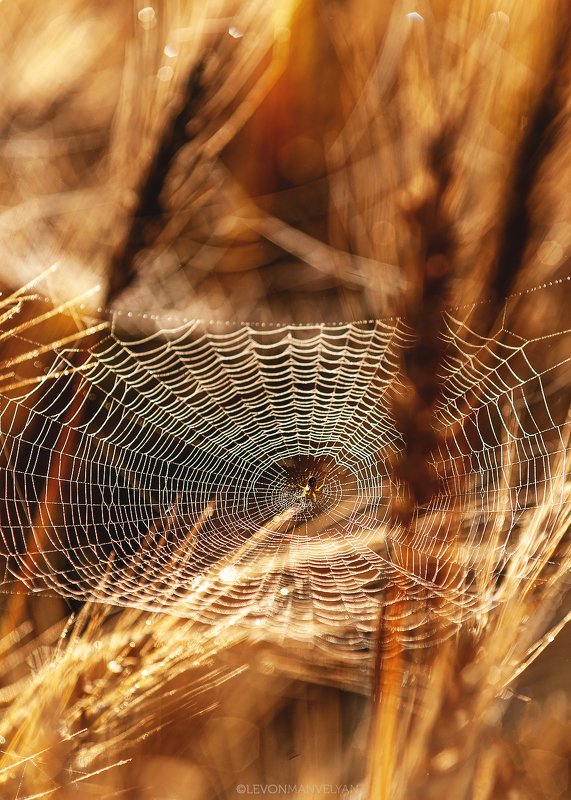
[0,2,570,800]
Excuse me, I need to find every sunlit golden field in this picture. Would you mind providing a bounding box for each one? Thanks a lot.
[0,2,569,798]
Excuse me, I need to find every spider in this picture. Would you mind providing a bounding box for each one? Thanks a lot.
[297,475,324,502]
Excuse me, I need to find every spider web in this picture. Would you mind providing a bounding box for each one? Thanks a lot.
[0,281,569,655]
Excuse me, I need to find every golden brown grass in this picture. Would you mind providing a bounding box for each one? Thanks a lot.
[0,2,570,799]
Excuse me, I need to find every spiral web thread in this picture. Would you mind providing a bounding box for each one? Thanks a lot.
[0,282,569,654]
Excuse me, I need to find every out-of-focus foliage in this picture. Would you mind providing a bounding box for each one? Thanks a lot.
[0,2,570,799]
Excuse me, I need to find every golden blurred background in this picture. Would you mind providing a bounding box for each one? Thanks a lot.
[0,1,569,798]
